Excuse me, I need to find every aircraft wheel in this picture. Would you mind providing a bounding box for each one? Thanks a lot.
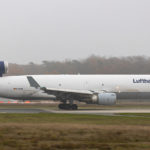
[58,104,64,109]
[58,104,78,110]
[58,104,69,110]
[71,104,78,110]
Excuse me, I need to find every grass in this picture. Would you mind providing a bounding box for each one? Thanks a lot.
[0,103,149,149]
[120,113,150,117]
[0,113,149,149]
[0,123,150,150]
[0,113,149,125]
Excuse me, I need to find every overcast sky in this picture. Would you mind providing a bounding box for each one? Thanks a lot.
[0,0,150,64]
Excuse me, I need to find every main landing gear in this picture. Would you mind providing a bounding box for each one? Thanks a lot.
[58,103,78,110]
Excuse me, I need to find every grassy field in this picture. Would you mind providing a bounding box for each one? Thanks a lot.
[0,103,149,150]
[0,113,149,150]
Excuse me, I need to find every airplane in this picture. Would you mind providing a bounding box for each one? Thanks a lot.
[0,61,150,110]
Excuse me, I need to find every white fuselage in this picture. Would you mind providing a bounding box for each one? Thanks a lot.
[0,75,150,100]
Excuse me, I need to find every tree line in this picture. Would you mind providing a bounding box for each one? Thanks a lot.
[7,55,150,75]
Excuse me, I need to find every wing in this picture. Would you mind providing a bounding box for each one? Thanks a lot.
[27,76,93,101]
[41,87,93,100]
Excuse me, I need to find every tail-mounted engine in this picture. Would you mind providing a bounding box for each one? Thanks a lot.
[0,61,8,77]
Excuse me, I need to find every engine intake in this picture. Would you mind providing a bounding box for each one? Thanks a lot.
[0,61,8,77]
[91,93,117,105]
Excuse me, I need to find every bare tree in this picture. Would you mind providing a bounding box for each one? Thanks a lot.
[7,55,150,75]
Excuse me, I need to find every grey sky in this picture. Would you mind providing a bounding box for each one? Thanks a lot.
[0,0,150,64]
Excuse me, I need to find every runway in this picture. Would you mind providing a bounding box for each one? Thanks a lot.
[0,109,48,113]
[48,109,150,116]
[0,108,150,115]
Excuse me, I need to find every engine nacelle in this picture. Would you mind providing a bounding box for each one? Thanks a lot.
[0,61,8,77]
[91,93,117,105]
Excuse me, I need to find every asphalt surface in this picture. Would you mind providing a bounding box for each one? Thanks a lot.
[0,108,150,115]
[0,109,48,113]
[49,109,150,115]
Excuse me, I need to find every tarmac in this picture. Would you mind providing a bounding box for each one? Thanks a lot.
[0,109,47,113]
[0,108,150,115]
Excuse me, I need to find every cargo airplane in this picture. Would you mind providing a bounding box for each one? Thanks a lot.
[0,61,150,110]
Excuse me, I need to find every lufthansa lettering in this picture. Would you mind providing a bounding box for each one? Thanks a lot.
[133,79,150,83]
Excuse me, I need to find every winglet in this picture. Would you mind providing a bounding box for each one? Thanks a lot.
[27,76,40,89]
